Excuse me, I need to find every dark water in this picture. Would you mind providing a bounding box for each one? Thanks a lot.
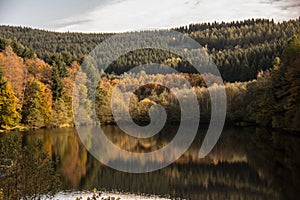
[17,125,300,199]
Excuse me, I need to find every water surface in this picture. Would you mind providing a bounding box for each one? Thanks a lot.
[14,125,300,199]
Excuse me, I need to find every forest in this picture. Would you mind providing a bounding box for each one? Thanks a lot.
[0,18,299,132]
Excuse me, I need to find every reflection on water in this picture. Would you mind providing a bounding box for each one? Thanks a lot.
[22,125,300,200]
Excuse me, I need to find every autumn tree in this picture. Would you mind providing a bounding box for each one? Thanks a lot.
[22,78,52,128]
[72,66,93,125]
[50,98,72,127]
[95,77,114,124]
[73,84,92,125]
[0,68,20,128]
[0,46,29,108]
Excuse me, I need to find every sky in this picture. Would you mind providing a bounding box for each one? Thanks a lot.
[0,0,299,33]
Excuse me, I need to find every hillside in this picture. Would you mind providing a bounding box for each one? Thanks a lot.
[0,18,299,131]
[0,18,299,82]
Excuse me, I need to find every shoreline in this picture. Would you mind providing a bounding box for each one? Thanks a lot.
[1,120,299,136]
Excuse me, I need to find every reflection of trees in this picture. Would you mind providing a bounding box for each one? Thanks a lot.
[102,125,176,153]
[79,161,275,199]
[247,128,300,200]
[25,128,88,188]
[0,133,60,200]
[21,126,300,199]
[78,126,277,199]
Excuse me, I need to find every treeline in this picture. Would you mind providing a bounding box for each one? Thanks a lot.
[94,34,300,131]
[95,72,243,124]
[175,18,297,50]
[0,20,299,131]
[0,34,299,131]
[0,18,299,82]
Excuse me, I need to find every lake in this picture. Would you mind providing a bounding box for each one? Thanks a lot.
[1,125,300,200]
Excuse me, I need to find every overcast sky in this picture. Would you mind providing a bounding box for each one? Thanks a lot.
[0,0,299,33]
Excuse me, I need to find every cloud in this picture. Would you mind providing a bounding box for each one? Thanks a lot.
[54,0,299,33]
[1,0,299,32]
[259,0,300,10]
[0,0,108,29]
[53,19,93,29]
[280,3,300,10]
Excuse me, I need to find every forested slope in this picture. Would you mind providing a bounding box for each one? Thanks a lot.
[0,18,299,81]
[0,18,299,131]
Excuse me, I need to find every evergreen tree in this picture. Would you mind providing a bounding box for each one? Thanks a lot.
[246,71,276,126]
[272,34,300,131]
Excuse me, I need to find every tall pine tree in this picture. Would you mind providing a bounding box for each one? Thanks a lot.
[272,34,300,131]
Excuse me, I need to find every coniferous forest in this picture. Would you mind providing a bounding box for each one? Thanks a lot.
[0,18,299,132]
